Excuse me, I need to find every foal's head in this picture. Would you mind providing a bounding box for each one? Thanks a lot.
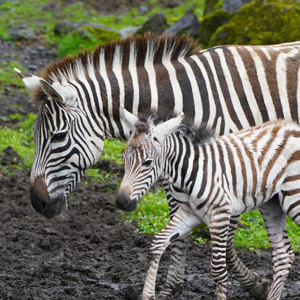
[115,109,184,212]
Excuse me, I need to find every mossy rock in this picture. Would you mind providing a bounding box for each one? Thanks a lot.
[209,0,300,47]
[198,9,230,47]
[204,0,223,15]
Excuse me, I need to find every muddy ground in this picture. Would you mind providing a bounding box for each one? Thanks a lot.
[1,2,300,299]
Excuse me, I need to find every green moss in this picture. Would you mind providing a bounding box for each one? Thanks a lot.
[198,8,230,47]
[203,0,223,15]
[209,0,300,47]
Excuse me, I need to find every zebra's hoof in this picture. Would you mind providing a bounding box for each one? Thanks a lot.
[249,272,271,300]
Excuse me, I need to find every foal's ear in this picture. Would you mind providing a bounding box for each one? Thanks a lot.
[120,106,139,132]
[153,113,184,143]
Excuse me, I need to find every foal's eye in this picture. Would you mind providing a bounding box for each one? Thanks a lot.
[51,131,67,143]
[142,159,153,166]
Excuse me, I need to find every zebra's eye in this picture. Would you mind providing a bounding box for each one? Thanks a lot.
[51,131,67,143]
[142,159,153,166]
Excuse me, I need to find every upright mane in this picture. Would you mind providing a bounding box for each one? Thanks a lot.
[41,34,200,83]
[134,114,216,146]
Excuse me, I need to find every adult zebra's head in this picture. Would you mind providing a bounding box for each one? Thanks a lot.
[15,68,104,218]
[116,109,184,212]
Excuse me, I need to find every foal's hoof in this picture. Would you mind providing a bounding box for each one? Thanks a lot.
[248,272,271,300]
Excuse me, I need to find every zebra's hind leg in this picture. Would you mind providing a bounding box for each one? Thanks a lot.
[259,196,295,300]
[226,216,271,300]
[142,207,201,300]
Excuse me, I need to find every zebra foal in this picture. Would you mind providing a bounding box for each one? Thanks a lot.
[116,110,300,300]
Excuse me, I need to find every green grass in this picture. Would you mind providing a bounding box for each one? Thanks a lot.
[120,188,170,235]
[0,60,27,91]
[0,113,35,170]
[0,0,206,58]
[0,0,52,40]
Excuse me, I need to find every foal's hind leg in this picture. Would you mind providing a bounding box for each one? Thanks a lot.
[259,196,295,300]
[226,216,271,300]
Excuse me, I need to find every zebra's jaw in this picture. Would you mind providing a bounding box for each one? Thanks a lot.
[30,175,67,218]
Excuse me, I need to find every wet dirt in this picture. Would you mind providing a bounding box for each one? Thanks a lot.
[1,2,300,299]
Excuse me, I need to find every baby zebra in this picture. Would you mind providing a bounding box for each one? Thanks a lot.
[116,110,300,300]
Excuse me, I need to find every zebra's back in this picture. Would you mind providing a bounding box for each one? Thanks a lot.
[191,120,300,217]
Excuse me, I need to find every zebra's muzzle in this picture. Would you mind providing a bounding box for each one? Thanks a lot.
[30,175,66,218]
[115,187,137,212]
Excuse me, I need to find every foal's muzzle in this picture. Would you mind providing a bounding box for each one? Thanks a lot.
[115,187,137,212]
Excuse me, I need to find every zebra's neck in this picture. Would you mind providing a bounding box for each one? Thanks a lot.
[41,35,203,140]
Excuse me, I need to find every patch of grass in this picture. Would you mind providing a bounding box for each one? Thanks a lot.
[0,0,51,40]
[55,29,120,57]
[0,113,35,170]
[0,60,27,91]
[235,210,300,252]
[101,138,126,166]
[120,188,169,235]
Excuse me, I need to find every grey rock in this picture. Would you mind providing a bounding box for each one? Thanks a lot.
[222,0,251,14]
[167,1,181,9]
[138,6,149,15]
[167,13,201,38]
[119,26,142,38]
[10,25,36,41]
[54,20,78,35]
[136,13,167,35]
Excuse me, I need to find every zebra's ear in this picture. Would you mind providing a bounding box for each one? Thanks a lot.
[120,106,139,132]
[39,79,77,107]
[153,113,184,142]
[14,68,42,92]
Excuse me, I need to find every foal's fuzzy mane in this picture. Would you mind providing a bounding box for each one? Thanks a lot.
[134,113,216,146]
[41,34,199,82]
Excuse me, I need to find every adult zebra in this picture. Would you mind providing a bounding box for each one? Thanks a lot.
[15,34,300,300]
[116,112,299,300]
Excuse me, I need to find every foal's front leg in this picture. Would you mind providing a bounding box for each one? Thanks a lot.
[142,207,200,300]
[209,209,231,300]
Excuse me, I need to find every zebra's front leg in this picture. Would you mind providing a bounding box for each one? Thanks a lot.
[226,216,271,300]
[259,196,295,300]
[142,207,200,300]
